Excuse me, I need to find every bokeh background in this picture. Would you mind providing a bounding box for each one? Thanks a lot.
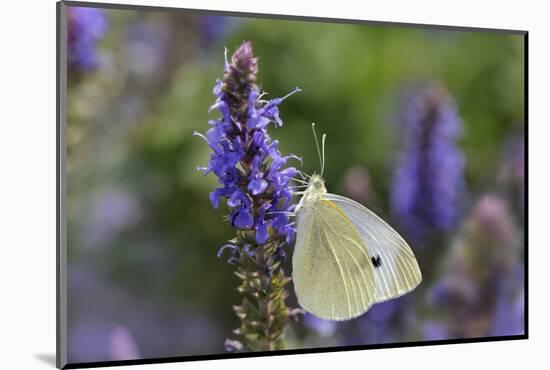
[65,4,525,364]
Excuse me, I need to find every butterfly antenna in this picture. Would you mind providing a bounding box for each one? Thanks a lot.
[311,123,323,175]
[321,133,327,177]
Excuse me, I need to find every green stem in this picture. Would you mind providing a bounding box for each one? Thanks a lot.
[231,231,295,351]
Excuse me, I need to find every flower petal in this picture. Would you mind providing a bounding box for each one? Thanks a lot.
[256,219,269,244]
[248,178,268,195]
[234,208,254,228]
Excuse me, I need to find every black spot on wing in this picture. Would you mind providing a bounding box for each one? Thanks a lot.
[371,255,382,268]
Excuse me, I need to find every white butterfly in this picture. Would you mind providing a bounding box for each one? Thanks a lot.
[290,124,422,321]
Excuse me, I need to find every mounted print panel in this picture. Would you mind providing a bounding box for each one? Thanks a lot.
[57,1,527,368]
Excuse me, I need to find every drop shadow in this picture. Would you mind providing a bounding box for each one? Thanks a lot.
[34,353,56,367]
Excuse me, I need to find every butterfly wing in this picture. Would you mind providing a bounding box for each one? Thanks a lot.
[323,193,422,303]
[292,198,376,321]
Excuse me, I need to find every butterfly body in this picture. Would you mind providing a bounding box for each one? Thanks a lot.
[292,174,422,321]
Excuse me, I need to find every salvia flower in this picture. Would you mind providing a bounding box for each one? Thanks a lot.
[67,7,109,72]
[196,43,301,247]
[196,41,301,351]
[390,83,465,245]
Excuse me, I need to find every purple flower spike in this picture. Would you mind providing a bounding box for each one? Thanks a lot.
[197,42,300,248]
[67,7,109,72]
[248,178,268,195]
[198,42,302,352]
[390,83,465,245]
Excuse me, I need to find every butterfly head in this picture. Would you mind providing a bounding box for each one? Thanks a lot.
[295,124,328,210]
[303,174,327,200]
[309,174,326,191]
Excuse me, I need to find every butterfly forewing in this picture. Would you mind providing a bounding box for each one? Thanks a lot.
[323,193,422,303]
[293,198,376,320]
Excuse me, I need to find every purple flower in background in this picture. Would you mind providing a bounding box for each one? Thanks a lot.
[83,190,142,248]
[68,7,109,71]
[124,20,170,76]
[304,314,337,337]
[429,274,478,309]
[391,83,465,245]
[199,16,231,45]
[492,283,524,336]
[499,134,525,212]
[422,321,449,340]
[499,135,524,183]
[352,305,395,344]
[470,195,517,245]
[108,326,140,361]
[342,299,412,346]
[426,195,523,339]
[366,299,401,324]
[196,41,301,351]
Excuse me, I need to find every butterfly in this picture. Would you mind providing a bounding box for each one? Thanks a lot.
[291,124,422,321]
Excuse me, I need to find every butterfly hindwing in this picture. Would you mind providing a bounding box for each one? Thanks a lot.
[292,198,376,320]
[323,193,422,303]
